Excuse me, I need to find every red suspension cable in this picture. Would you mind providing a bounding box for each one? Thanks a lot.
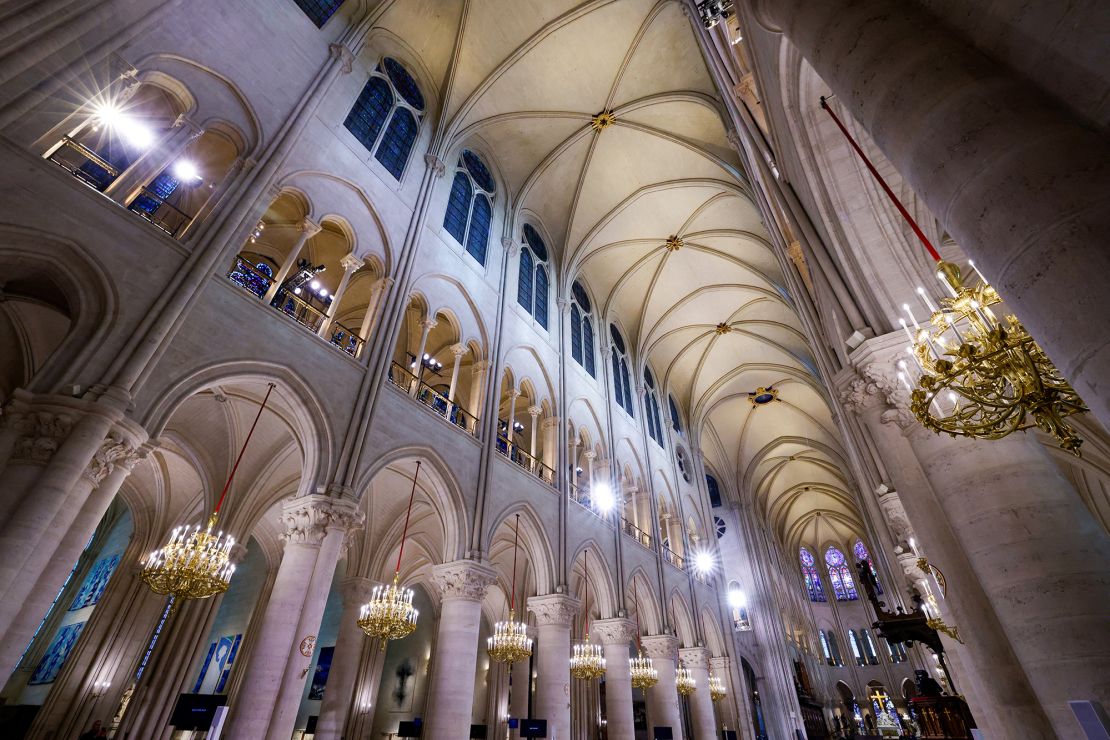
[214,382,275,515]
[633,579,642,651]
[819,96,942,263]
[583,549,590,636]
[509,513,520,612]
[394,461,423,575]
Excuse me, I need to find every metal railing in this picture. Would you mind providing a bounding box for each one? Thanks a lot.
[495,435,555,484]
[46,136,120,190]
[620,518,654,550]
[663,546,686,570]
[388,362,478,436]
[569,484,614,524]
[128,187,194,237]
[227,255,274,298]
[327,322,365,357]
[273,290,328,333]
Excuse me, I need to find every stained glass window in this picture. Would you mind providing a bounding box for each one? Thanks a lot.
[860,628,879,665]
[714,515,727,539]
[825,546,859,601]
[570,281,595,377]
[819,631,833,664]
[570,304,583,363]
[848,629,864,666]
[131,172,180,214]
[444,150,495,265]
[345,58,424,180]
[294,0,345,27]
[669,394,682,433]
[582,319,595,376]
[800,547,826,602]
[519,224,549,329]
[706,474,722,507]
[29,622,86,684]
[517,245,534,310]
[643,367,663,445]
[69,554,120,610]
[854,539,882,594]
[609,325,634,417]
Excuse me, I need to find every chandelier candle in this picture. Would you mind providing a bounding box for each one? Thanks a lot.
[628,581,658,690]
[487,513,533,664]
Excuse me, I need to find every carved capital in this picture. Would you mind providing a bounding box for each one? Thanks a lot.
[640,634,680,661]
[527,593,580,627]
[874,484,914,546]
[679,646,712,670]
[423,153,446,177]
[450,343,467,358]
[502,237,520,256]
[541,416,560,431]
[430,560,497,602]
[10,410,77,465]
[280,495,364,547]
[85,432,143,484]
[527,405,542,419]
[709,656,731,672]
[592,617,637,646]
[328,43,355,74]
[838,362,907,419]
[340,575,377,605]
[471,360,491,374]
[340,253,365,272]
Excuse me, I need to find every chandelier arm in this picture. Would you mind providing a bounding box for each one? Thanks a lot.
[394,461,422,576]
[214,382,275,517]
[819,97,941,263]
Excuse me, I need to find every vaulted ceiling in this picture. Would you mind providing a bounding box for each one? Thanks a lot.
[368,0,863,552]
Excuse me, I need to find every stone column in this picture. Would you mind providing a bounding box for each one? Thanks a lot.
[541,417,560,480]
[318,253,364,338]
[681,648,717,740]
[527,594,579,740]
[447,344,467,401]
[224,495,362,740]
[528,405,542,468]
[508,631,533,735]
[641,635,683,740]
[104,114,203,203]
[356,276,394,353]
[593,618,637,740]
[750,0,1110,428]
[469,360,491,419]
[710,657,738,734]
[506,388,521,444]
[425,560,498,740]
[411,317,437,395]
[262,218,322,303]
[314,576,374,740]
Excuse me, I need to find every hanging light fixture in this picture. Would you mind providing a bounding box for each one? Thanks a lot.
[819,97,1088,455]
[140,383,277,603]
[487,514,533,664]
[358,462,422,647]
[709,674,727,702]
[676,663,697,696]
[570,549,606,680]
[628,582,658,690]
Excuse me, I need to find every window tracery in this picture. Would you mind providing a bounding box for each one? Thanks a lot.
[826,546,859,601]
[444,150,495,265]
[518,224,549,329]
[570,281,595,376]
[800,547,826,602]
[344,57,424,180]
[609,324,633,417]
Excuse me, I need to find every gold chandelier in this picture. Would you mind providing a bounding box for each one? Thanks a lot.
[709,675,727,702]
[570,549,606,680]
[358,461,422,647]
[141,383,276,603]
[628,581,658,690]
[818,97,1087,455]
[900,261,1086,454]
[676,664,697,696]
[487,514,533,664]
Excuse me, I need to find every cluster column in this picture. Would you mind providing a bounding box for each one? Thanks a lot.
[224,495,363,740]
[526,593,579,740]
[314,576,375,740]
[641,635,683,740]
[680,647,717,740]
[425,560,498,740]
[593,618,637,740]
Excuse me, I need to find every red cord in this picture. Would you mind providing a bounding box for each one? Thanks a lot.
[819,97,942,263]
[583,549,590,635]
[214,382,275,515]
[395,461,422,575]
[509,513,520,611]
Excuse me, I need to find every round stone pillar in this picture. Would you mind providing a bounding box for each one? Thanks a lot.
[527,593,579,740]
[425,560,498,740]
[224,495,362,740]
[508,636,533,737]
[314,576,375,740]
[680,648,717,740]
[641,635,683,740]
[593,618,637,740]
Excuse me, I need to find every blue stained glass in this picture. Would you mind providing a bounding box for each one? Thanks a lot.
[345,76,392,152]
[30,622,85,684]
[609,324,626,354]
[294,0,344,27]
[383,57,425,110]
[131,172,180,214]
[465,194,491,265]
[463,150,495,192]
[518,247,533,310]
[620,358,634,417]
[443,172,471,244]
[825,546,858,601]
[612,353,623,408]
[669,395,682,432]
[645,367,655,389]
[706,474,722,507]
[523,224,548,261]
[534,266,548,329]
[572,280,591,313]
[583,319,595,377]
[571,304,583,363]
[854,539,883,594]
[69,554,120,610]
[375,107,419,179]
[800,548,826,602]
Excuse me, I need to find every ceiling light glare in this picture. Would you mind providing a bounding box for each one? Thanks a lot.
[592,482,615,513]
[727,588,745,609]
[694,550,714,575]
[172,159,200,181]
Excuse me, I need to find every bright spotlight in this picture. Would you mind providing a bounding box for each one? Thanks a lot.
[728,588,746,609]
[592,482,615,513]
[318,288,329,297]
[310,280,321,290]
[94,103,122,128]
[172,159,200,182]
[694,550,714,575]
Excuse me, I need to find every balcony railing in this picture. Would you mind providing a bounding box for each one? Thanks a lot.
[663,546,686,570]
[46,136,120,190]
[273,290,328,333]
[328,321,365,357]
[228,256,273,298]
[569,483,614,524]
[128,187,194,237]
[496,435,555,484]
[621,518,654,551]
[389,363,478,436]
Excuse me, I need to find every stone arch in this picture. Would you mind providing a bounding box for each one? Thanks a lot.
[668,590,696,647]
[568,539,618,619]
[626,567,662,635]
[701,607,727,656]
[480,501,556,600]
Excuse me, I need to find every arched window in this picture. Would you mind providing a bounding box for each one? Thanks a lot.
[727,581,751,631]
[668,394,683,433]
[886,640,907,664]
[344,58,425,180]
[643,367,664,447]
[860,629,880,665]
[825,546,859,601]
[823,630,844,666]
[854,539,883,594]
[800,548,826,602]
[609,324,634,417]
[714,515,727,539]
[706,474,722,507]
[518,224,549,328]
[570,281,596,377]
[294,0,345,27]
[819,631,834,665]
[848,629,865,666]
[443,150,495,265]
